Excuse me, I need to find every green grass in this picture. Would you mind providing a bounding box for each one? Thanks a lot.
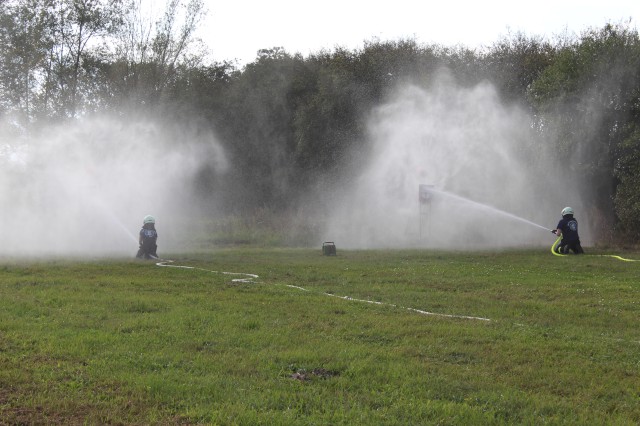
[1,248,639,424]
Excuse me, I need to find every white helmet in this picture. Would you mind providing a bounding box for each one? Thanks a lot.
[143,215,155,224]
[561,207,574,216]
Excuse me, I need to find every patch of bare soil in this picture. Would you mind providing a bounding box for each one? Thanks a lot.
[289,368,340,382]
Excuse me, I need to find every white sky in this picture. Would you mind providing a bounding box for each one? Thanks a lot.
[197,0,639,66]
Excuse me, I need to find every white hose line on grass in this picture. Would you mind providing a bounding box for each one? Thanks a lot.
[155,260,491,321]
[285,285,491,322]
[155,260,259,283]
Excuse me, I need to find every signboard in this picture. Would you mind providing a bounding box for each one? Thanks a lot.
[419,184,434,205]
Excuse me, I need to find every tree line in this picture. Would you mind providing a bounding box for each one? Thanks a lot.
[1,1,639,243]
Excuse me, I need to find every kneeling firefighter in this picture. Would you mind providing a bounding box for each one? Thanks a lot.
[552,207,584,254]
[136,215,159,259]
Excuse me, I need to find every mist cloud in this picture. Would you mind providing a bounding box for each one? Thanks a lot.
[325,74,588,249]
[0,115,226,257]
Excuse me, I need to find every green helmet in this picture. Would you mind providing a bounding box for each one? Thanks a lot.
[561,207,574,216]
[143,215,155,224]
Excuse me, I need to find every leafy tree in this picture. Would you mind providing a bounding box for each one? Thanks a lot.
[67,0,122,114]
[0,0,54,124]
[529,23,640,240]
[613,123,640,241]
[0,0,125,122]
[213,47,302,210]
[292,48,359,183]
[106,0,206,109]
[483,31,556,104]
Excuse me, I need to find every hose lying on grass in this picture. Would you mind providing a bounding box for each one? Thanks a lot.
[154,259,491,321]
[551,236,639,262]
[155,259,258,283]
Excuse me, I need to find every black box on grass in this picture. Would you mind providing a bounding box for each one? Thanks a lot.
[322,242,336,256]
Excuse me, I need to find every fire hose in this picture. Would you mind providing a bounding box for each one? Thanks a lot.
[550,234,639,262]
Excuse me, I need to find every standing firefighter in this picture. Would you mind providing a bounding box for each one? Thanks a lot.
[552,207,584,254]
[136,215,159,259]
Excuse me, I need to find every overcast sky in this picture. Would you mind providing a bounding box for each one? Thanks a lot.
[196,0,639,66]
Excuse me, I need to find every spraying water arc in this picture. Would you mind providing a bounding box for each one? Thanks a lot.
[422,187,551,232]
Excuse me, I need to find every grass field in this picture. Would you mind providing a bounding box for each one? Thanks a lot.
[1,248,639,424]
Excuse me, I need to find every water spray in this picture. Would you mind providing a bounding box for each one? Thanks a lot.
[423,187,551,232]
[101,206,139,245]
[422,186,638,261]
